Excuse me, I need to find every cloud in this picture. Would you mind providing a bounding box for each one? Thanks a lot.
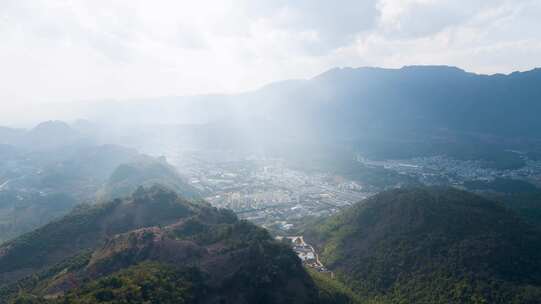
[239,0,380,53]
[0,0,539,114]
[350,0,541,73]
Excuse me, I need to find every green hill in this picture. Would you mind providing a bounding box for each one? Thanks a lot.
[305,187,541,303]
[0,143,144,243]
[98,157,202,201]
[0,185,197,285]
[0,186,357,304]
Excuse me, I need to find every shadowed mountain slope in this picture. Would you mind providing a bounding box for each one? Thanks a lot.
[305,187,541,303]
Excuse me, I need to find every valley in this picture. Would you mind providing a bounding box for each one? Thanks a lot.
[1,66,541,304]
[153,144,541,235]
[169,152,371,232]
[275,235,331,275]
[3,1,541,302]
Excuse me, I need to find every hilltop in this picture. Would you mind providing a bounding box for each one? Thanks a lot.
[0,186,358,304]
[305,187,541,303]
[0,120,201,243]
[98,157,201,201]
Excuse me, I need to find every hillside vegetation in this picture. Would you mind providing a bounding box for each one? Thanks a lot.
[305,187,541,303]
[0,186,358,304]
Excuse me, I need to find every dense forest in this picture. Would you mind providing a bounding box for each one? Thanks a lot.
[304,187,541,303]
[0,186,358,304]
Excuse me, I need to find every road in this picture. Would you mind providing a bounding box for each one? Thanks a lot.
[0,179,10,191]
[295,236,333,277]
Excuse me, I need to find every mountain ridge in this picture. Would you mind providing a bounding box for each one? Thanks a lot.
[304,187,541,303]
[0,186,360,304]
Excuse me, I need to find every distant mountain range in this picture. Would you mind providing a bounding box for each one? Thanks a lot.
[294,66,541,138]
[68,65,541,137]
[5,67,541,148]
[0,121,199,243]
[48,66,541,167]
[5,66,539,166]
[0,121,92,150]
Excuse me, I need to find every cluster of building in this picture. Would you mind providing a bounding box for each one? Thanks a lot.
[358,154,541,187]
[276,236,331,274]
[166,149,541,236]
[172,152,372,230]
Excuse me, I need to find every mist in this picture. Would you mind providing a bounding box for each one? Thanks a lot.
[2,2,541,303]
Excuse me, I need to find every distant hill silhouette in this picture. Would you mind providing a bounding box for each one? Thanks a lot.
[80,66,541,164]
[98,157,202,201]
[0,122,201,243]
[253,66,541,139]
[23,120,89,150]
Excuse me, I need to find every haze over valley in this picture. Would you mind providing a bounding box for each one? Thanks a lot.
[1,1,541,303]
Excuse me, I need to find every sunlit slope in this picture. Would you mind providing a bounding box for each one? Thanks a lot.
[0,186,359,304]
[0,186,197,285]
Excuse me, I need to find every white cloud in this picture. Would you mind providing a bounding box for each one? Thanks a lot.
[0,0,540,112]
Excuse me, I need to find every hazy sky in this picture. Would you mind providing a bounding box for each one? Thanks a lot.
[1,0,541,106]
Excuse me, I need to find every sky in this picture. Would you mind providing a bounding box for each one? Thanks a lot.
[1,0,541,109]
